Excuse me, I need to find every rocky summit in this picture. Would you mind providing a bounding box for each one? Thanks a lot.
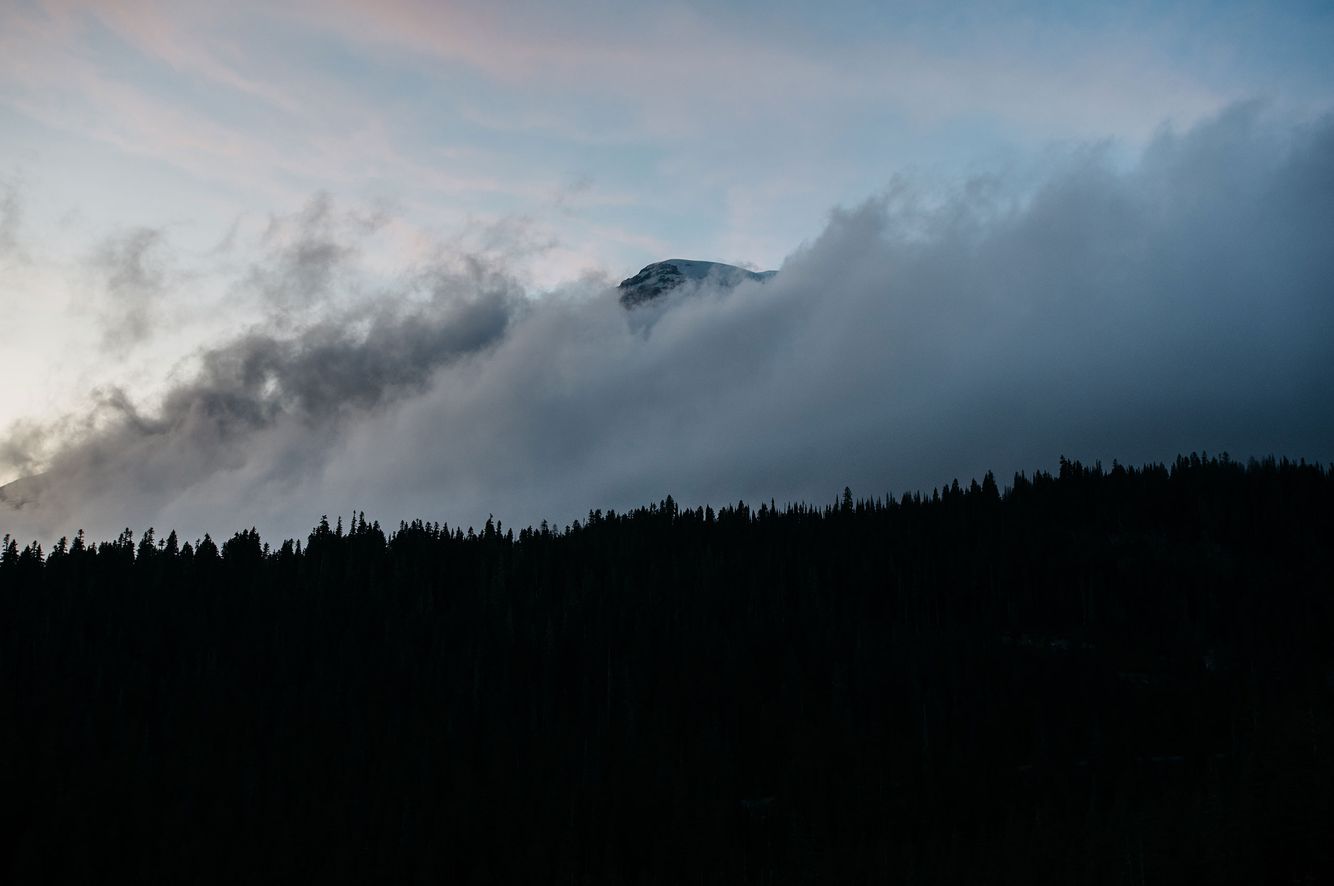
[618,259,776,308]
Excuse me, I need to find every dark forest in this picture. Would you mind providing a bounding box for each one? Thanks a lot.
[2,454,1332,883]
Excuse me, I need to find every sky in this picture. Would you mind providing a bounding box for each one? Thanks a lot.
[1,0,1333,543]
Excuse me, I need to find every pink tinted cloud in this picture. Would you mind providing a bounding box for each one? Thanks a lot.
[1,3,578,209]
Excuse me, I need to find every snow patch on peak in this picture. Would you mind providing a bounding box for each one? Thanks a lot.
[618,259,776,308]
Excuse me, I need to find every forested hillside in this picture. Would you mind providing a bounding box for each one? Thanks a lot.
[2,454,1332,883]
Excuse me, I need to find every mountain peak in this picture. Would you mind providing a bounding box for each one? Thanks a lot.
[618,259,776,308]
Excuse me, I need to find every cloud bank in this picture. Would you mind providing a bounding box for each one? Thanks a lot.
[3,104,1332,543]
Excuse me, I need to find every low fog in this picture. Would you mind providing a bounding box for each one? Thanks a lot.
[3,104,1332,544]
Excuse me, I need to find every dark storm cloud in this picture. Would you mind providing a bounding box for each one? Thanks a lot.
[0,252,521,533]
[3,103,1332,543]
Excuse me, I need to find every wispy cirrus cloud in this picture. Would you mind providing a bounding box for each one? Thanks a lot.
[306,0,1234,142]
[8,0,1312,277]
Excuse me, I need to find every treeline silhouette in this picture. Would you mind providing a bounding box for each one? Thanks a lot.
[2,454,1332,883]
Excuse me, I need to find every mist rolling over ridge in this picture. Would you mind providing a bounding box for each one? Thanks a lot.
[0,104,1323,547]
[2,104,1332,545]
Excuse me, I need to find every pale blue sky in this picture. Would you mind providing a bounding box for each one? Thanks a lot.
[4,0,1331,278]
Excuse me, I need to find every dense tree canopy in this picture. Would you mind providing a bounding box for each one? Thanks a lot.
[2,454,1332,883]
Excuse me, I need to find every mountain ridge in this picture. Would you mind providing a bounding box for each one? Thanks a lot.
[617,259,776,308]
